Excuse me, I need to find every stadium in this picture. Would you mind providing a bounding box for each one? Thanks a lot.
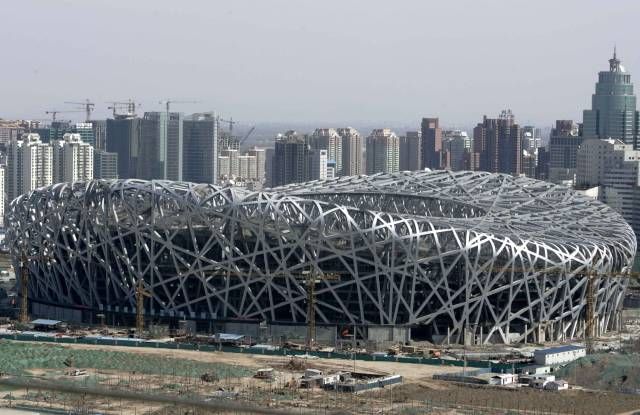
[6,170,637,344]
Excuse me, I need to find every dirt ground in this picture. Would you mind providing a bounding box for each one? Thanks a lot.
[2,342,640,414]
[57,342,464,380]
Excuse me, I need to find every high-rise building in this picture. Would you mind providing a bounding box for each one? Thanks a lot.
[6,133,53,205]
[366,129,399,174]
[73,123,95,148]
[218,156,231,179]
[421,118,442,169]
[219,149,240,178]
[573,137,640,240]
[576,138,640,189]
[308,149,328,180]
[94,149,118,180]
[441,130,471,171]
[536,146,550,181]
[264,148,275,188]
[472,110,521,175]
[310,129,342,176]
[400,131,422,171]
[521,126,542,152]
[547,120,582,184]
[139,112,183,181]
[583,49,638,146]
[92,120,107,151]
[247,147,266,183]
[272,131,310,187]
[106,117,142,179]
[183,113,218,184]
[338,127,363,176]
[238,155,258,180]
[52,133,94,183]
[0,166,4,226]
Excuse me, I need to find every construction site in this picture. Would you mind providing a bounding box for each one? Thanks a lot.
[3,171,640,413]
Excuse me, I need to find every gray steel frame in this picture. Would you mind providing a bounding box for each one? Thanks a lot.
[7,170,636,344]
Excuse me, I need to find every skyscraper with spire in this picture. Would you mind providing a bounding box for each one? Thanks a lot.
[583,48,639,147]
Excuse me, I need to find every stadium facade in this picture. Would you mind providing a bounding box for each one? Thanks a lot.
[7,171,636,344]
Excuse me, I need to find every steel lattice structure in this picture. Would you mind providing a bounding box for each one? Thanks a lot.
[7,170,636,344]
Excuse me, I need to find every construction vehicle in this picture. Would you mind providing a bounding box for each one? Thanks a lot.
[64,99,95,122]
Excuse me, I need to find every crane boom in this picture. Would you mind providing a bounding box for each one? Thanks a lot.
[64,99,95,122]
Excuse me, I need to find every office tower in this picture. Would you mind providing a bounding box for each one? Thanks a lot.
[366,129,400,174]
[521,150,537,178]
[308,149,328,180]
[248,147,266,183]
[6,133,52,205]
[52,133,94,183]
[400,131,422,171]
[583,49,638,146]
[441,130,471,171]
[421,118,442,169]
[73,122,95,148]
[547,120,582,184]
[94,149,118,180]
[536,146,550,181]
[575,138,637,189]
[338,127,363,176]
[92,120,107,151]
[272,131,310,187]
[521,126,542,152]
[573,138,640,239]
[106,116,141,179]
[139,112,183,181]
[183,113,218,184]
[49,121,72,143]
[472,110,521,175]
[310,129,342,176]
[0,166,4,226]
[264,148,275,187]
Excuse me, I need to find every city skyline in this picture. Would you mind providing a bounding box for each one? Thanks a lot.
[1,0,638,126]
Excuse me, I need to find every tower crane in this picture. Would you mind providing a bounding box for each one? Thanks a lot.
[64,99,95,122]
[158,99,201,114]
[217,116,236,137]
[106,100,140,118]
[135,279,152,338]
[45,110,83,122]
[205,266,339,350]
[482,264,640,353]
[238,126,256,147]
[18,252,54,324]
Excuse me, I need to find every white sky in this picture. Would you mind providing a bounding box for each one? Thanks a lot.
[2,0,639,127]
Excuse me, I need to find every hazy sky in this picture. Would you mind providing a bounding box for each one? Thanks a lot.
[2,0,639,128]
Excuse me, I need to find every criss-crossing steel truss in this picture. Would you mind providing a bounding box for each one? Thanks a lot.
[7,170,636,343]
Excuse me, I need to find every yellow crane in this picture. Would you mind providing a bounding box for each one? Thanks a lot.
[482,264,640,353]
[135,280,152,338]
[205,267,340,349]
[18,252,53,324]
